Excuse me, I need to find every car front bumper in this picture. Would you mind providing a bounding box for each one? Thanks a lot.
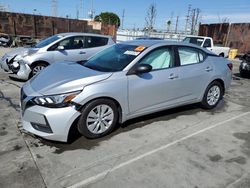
[22,105,81,142]
[240,62,250,73]
[8,62,32,80]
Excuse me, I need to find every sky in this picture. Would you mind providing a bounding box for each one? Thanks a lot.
[1,0,250,31]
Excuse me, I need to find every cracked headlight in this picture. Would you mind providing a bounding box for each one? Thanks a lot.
[33,91,81,108]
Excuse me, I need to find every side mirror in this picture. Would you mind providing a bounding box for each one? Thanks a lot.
[135,64,152,74]
[57,46,65,50]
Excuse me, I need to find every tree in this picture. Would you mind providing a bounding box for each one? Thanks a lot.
[94,12,120,27]
[167,20,171,32]
[145,3,157,33]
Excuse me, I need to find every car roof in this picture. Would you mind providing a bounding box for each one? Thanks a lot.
[121,40,199,48]
[120,40,215,55]
[56,32,111,38]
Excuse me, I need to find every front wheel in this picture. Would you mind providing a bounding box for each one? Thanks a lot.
[31,63,48,76]
[201,81,223,109]
[77,99,118,139]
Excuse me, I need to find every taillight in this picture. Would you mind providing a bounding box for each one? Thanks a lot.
[227,63,233,71]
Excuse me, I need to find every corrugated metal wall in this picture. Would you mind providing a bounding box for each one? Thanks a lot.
[0,11,117,40]
[199,23,250,54]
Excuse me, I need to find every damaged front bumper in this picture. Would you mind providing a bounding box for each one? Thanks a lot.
[8,60,32,80]
[1,54,31,80]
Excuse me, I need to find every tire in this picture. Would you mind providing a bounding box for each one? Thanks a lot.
[240,70,248,78]
[219,53,224,57]
[77,99,118,139]
[201,81,223,109]
[31,63,48,77]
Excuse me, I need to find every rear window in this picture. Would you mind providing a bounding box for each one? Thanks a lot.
[85,36,108,48]
[183,37,204,47]
[178,47,205,66]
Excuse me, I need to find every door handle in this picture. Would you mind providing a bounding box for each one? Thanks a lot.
[79,51,86,54]
[168,74,179,79]
[205,67,213,72]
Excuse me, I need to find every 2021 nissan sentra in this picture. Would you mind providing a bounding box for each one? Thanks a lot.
[20,40,232,142]
[0,33,114,80]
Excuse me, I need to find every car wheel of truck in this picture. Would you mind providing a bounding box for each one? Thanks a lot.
[201,81,223,109]
[77,99,118,138]
[32,63,47,76]
[219,53,224,57]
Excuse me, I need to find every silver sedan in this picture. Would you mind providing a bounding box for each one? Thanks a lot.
[20,40,232,142]
[0,33,114,80]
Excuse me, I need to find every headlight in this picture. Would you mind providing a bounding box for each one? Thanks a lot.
[33,91,81,108]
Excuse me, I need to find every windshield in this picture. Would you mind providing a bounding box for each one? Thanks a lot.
[35,35,61,48]
[183,37,204,46]
[83,44,146,72]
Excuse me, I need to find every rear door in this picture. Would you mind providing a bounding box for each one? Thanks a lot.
[175,46,213,100]
[82,36,110,59]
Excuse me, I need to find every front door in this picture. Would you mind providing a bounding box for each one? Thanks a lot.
[51,36,88,62]
[128,46,181,114]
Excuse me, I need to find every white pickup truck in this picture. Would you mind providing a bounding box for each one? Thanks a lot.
[183,36,230,57]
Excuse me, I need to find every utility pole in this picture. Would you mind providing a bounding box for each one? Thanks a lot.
[52,0,57,17]
[76,6,79,19]
[170,11,174,32]
[122,9,125,30]
[88,0,94,19]
[80,0,84,18]
[185,4,191,34]
[175,16,179,33]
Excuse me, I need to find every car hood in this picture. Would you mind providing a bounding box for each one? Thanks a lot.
[28,61,112,95]
[5,47,39,58]
[5,47,28,57]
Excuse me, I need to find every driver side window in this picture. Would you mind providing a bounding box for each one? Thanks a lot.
[48,36,85,51]
[139,47,174,70]
[203,39,212,48]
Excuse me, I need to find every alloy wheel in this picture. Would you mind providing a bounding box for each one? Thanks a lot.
[86,104,114,134]
[207,85,221,106]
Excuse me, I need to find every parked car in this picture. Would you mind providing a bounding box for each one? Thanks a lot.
[183,36,230,57]
[239,52,250,77]
[12,35,37,47]
[136,37,163,40]
[0,33,115,80]
[0,33,12,47]
[20,40,232,142]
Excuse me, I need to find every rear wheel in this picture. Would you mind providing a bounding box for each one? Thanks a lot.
[77,99,118,138]
[201,81,223,109]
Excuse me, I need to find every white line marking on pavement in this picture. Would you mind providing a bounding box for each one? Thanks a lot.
[68,111,250,188]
